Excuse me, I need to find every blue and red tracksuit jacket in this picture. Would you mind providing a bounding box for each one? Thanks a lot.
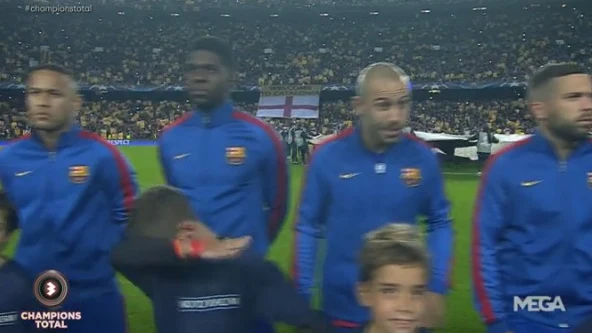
[292,126,454,325]
[472,130,592,333]
[0,126,138,298]
[158,102,289,255]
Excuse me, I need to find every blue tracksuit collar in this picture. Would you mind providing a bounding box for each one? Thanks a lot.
[191,102,234,127]
[31,124,82,150]
[530,128,592,158]
[353,125,406,157]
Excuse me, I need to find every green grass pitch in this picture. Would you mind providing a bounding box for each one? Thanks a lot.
[1,146,485,333]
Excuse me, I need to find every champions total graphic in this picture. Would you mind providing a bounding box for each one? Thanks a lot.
[21,270,82,329]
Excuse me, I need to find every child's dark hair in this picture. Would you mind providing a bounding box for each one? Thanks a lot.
[358,223,429,282]
[0,191,18,233]
[128,185,196,239]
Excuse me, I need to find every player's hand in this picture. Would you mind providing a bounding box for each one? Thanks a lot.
[420,292,445,328]
[177,221,217,241]
[175,236,252,259]
[174,221,251,258]
[201,236,252,259]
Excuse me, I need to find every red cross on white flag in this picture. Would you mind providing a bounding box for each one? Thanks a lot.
[256,95,319,118]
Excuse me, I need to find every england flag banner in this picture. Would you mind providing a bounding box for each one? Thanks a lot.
[256,85,322,119]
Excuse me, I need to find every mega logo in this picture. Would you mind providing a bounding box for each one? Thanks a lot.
[513,296,566,312]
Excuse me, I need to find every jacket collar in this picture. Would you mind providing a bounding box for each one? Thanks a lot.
[353,124,406,158]
[31,124,82,150]
[530,128,592,159]
[190,101,234,128]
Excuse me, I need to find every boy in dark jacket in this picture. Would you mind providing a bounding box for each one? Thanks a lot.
[0,191,34,333]
[111,185,330,333]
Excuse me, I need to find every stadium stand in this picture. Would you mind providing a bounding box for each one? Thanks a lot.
[0,0,571,9]
[0,0,587,138]
[0,1,590,87]
[0,99,532,139]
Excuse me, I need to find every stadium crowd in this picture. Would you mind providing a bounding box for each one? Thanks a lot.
[0,1,586,141]
[0,98,532,140]
[0,2,590,87]
[0,0,560,10]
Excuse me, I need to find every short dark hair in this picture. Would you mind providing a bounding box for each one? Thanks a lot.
[192,37,235,70]
[358,224,429,282]
[26,64,74,82]
[128,186,195,239]
[0,191,18,234]
[527,62,587,92]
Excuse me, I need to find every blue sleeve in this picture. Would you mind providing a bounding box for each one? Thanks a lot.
[471,157,510,333]
[291,151,328,303]
[420,154,454,295]
[260,130,289,243]
[157,136,173,185]
[101,148,140,245]
[246,257,327,329]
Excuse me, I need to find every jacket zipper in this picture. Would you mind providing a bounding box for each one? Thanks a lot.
[47,151,57,234]
[202,114,211,127]
[558,158,573,327]
[201,115,211,186]
[559,160,567,172]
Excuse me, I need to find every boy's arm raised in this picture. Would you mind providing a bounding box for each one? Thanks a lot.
[110,232,251,268]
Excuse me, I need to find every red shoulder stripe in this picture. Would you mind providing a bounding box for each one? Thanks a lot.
[232,112,288,240]
[162,112,193,134]
[80,131,135,212]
